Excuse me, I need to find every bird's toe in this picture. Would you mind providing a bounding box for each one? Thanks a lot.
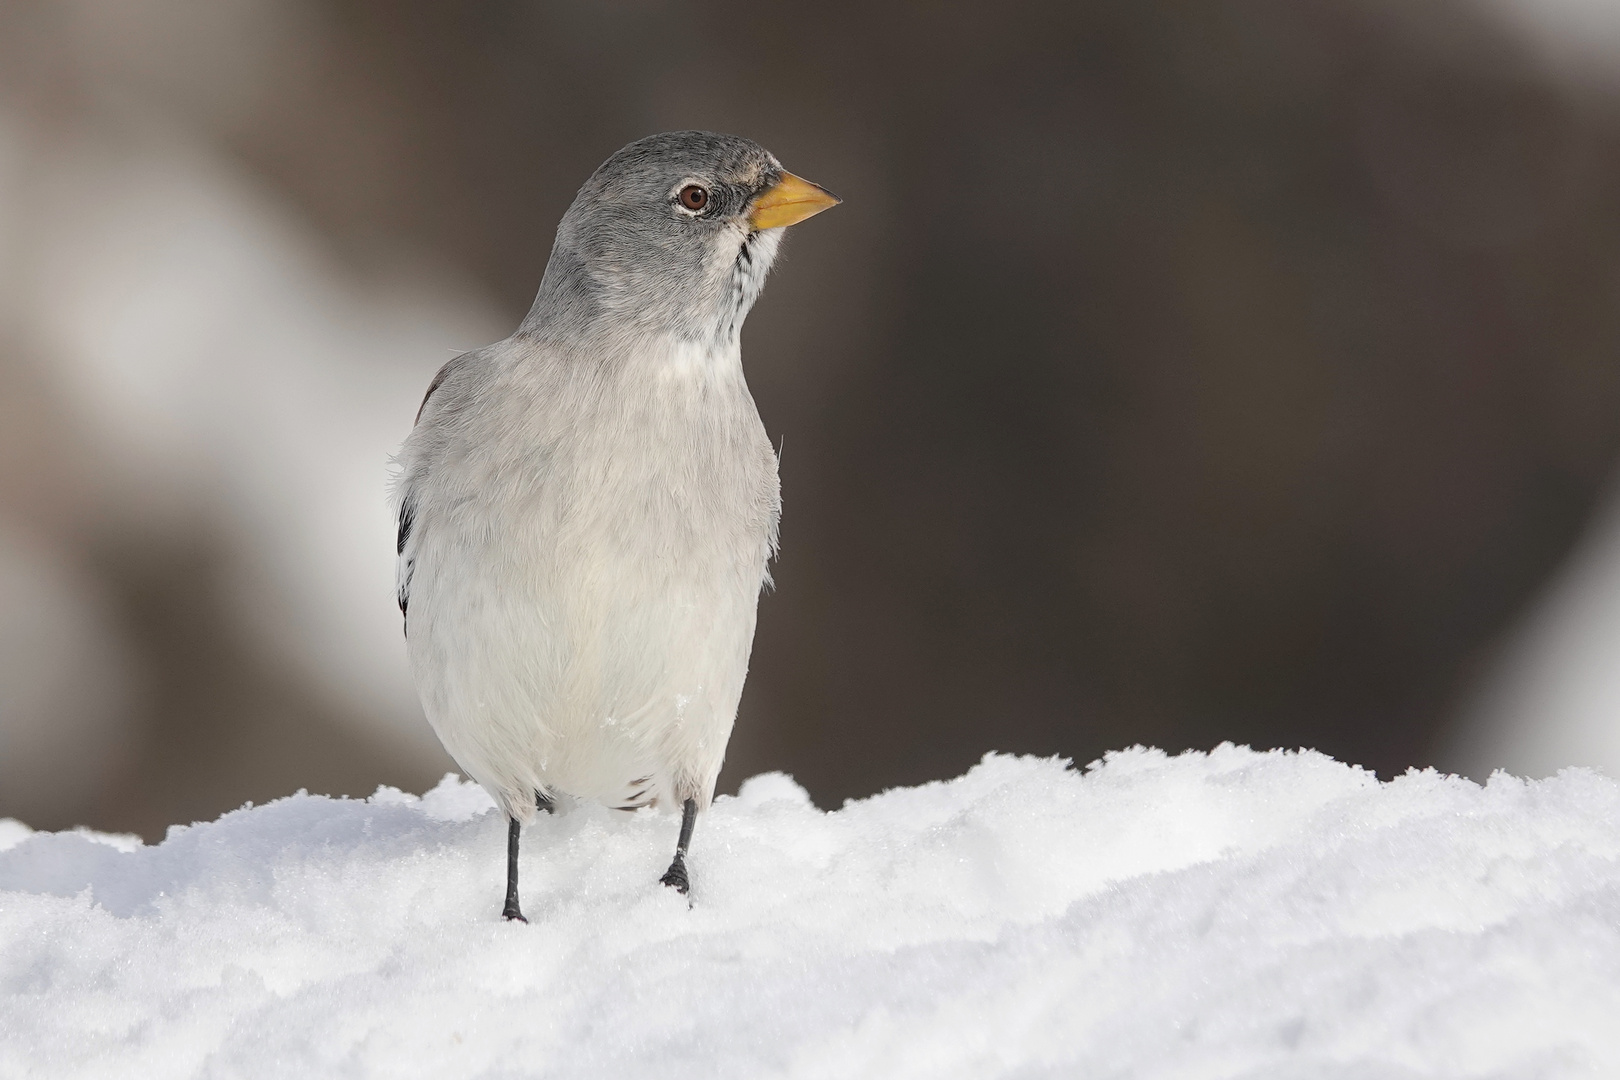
[659,857,690,895]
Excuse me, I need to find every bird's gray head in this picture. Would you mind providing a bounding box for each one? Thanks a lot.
[521,131,839,350]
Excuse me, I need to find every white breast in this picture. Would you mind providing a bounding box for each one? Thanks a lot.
[397,332,780,821]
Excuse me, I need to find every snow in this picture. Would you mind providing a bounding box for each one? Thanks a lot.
[3,746,1619,1079]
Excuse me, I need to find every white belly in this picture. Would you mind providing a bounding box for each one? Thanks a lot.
[406,529,763,818]
[399,351,779,821]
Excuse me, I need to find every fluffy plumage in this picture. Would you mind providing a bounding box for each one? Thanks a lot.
[392,133,832,852]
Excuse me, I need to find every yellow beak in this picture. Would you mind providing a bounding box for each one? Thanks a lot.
[748,171,841,230]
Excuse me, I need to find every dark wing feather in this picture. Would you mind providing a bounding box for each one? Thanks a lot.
[396,491,416,631]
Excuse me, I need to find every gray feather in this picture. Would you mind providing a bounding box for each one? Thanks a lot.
[393,132,795,822]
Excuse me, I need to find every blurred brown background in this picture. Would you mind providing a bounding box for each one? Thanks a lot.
[4,0,1620,839]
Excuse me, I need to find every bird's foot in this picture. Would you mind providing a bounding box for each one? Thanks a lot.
[659,854,690,895]
[501,903,528,923]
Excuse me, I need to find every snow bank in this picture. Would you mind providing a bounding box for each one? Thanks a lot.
[2,746,1618,1078]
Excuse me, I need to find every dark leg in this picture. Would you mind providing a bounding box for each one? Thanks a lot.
[501,791,554,923]
[501,816,526,922]
[659,798,698,895]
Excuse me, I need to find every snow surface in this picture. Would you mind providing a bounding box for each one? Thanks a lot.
[2,746,1619,1079]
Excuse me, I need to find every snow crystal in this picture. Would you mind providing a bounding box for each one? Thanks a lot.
[2,745,1618,1078]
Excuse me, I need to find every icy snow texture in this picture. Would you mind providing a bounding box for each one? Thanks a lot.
[2,746,1619,1079]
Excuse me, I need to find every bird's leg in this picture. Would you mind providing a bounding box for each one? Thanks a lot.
[659,798,698,895]
[501,816,526,922]
[502,791,554,923]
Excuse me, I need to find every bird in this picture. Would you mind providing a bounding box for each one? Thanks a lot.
[392,131,838,921]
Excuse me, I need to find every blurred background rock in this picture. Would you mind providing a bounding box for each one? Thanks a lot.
[4,0,1620,837]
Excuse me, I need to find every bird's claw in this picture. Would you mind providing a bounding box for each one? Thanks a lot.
[659,856,690,895]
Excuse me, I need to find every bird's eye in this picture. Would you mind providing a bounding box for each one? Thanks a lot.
[678,184,709,212]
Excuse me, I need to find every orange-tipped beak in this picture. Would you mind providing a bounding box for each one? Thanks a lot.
[749,171,841,230]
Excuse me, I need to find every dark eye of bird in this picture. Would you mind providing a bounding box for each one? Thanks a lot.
[678,184,709,212]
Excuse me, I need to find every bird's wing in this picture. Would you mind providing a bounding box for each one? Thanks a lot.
[396,349,483,633]
[396,486,416,628]
[415,350,477,424]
